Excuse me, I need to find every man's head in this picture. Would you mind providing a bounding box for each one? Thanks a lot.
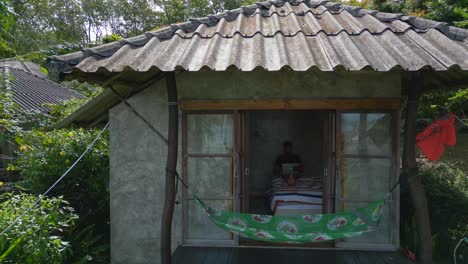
[283,141,293,154]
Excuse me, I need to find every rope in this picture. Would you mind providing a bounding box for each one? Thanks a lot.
[0,122,110,237]
[108,85,168,144]
[385,178,400,199]
[166,168,189,190]
[432,106,468,127]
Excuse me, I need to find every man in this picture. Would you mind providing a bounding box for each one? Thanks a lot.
[274,141,303,179]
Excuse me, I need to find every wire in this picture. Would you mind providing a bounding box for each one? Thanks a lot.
[433,105,468,127]
[0,122,110,237]
[453,237,467,264]
[108,85,168,144]
[0,154,15,160]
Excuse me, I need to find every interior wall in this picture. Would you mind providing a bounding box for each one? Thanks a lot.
[249,110,325,193]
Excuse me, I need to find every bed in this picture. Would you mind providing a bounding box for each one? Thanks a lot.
[269,177,323,216]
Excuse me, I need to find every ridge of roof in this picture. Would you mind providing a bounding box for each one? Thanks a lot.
[49,0,468,67]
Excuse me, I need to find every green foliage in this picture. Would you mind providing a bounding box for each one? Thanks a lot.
[2,0,268,61]
[2,63,110,262]
[418,88,468,120]
[15,129,109,212]
[0,37,15,58]
[61,80,103,98]
[0,73,19,140]
[66,224,110,264]
[102,34,122,44]
[0,193,78,263]
[14,128,110,262]
[0,0,16,58]
[359,0,468,28]
[47,97,90,123]
[401,160,468,262]
[0,73,53,144]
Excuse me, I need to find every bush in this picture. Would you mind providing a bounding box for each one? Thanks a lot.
[0,193,77,263]
[401,160,468,262]
[14,128,110,262]
[15,128,109,214]
[418,88,468,121]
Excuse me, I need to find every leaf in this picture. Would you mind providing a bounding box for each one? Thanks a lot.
[0,236,24,262]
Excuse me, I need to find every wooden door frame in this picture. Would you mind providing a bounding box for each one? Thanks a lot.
[334,110,400,250]
[240,111,251,213]
[181,110,239,246]
[238,109,335,248]
[180,99,401,111]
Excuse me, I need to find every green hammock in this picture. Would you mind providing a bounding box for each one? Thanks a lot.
[193,196,385,244]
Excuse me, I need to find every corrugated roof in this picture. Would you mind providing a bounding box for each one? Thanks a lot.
[1,66,84,113]
[0,58,47,77]
[49,0,468,74]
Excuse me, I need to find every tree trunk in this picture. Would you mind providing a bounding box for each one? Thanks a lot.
[403,85,433,264]
[161,72,178,264]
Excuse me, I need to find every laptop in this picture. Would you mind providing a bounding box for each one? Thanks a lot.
[282,163,301,177]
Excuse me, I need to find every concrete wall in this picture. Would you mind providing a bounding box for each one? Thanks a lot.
[109,82,182,264]
[109,70,402,264]
[176,70,401,99]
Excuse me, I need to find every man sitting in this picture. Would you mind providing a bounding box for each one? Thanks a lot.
[274,141,303,181]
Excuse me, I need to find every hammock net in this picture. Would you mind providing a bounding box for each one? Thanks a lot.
[194,196,385,244]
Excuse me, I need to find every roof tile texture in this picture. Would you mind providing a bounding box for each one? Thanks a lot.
[50,0,468,73]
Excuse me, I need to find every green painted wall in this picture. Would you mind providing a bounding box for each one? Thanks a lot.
[176,71,401,99]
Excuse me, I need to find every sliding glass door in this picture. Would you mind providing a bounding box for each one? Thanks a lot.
[182,112,237,245]
[335,111,399,249]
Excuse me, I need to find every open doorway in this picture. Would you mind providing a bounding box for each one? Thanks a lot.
[239,110,334,246]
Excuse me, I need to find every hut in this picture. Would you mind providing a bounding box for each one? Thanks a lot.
[48,1,468,263]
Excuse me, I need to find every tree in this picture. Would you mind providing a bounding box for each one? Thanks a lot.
[363,0,468,28]
[0,0,16,58]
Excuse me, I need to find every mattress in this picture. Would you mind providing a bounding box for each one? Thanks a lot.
[269,178,323,215]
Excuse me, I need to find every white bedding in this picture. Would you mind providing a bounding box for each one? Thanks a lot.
[269,178,323,215]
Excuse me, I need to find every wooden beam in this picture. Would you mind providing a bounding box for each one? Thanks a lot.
[161,72,179,264]
[180,99,401,111]
[402,76,433,264]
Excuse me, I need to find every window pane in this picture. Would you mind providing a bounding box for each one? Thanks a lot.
[341,158,393,245]
[342,202,392,244]
[187,114,233,154]
[187,157,231,198]
[342,158,392,201]
[186,199,231,240]
[341,113,392,156]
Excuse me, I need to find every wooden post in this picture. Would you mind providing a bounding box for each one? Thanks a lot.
[161,72,178,264]
[403,77,433,264]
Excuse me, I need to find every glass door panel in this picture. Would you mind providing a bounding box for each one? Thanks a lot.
[187,157,231,198]
[336,112,397,248]
[342,158,392,201]
[341,113,393,156]
[187,114,233,154]
[183,113,235,244]
[186,200,231,240]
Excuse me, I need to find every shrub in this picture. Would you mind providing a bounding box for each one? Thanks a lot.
[401,160,468,262]
[14,128,110,262]
[0,193,77,263]
[15,128,109,215]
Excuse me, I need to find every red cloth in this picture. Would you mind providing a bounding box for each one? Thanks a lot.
[416,112,456,161]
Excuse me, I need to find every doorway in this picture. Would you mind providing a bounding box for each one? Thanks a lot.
[239,110,334,246]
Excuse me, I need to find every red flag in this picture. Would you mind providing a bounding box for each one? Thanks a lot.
[416,112,456,161]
